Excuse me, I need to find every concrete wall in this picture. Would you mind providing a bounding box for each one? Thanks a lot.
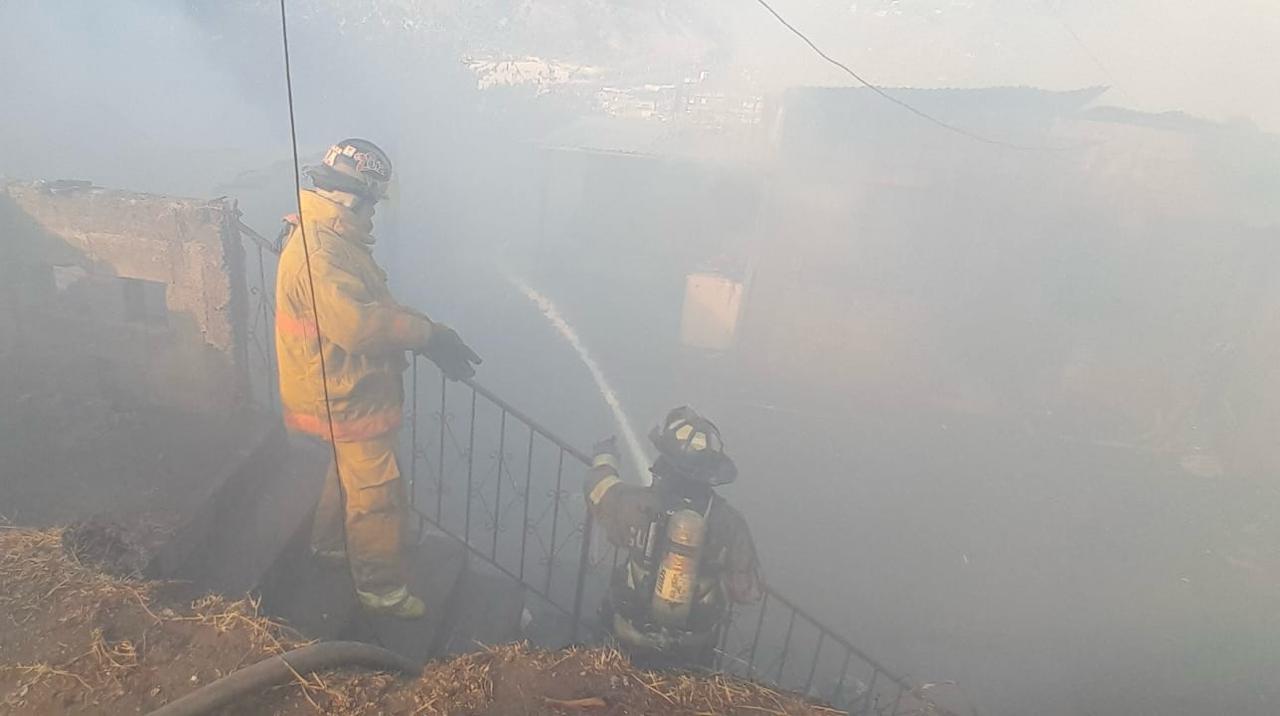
[1,180,249,414]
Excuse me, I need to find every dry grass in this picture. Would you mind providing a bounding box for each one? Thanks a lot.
[390,641,848,716]
[0,526,331,713]
[0,526,930,715]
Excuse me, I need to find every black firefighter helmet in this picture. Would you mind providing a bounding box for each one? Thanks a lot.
[305,138,393,200]
[648,406,737,486]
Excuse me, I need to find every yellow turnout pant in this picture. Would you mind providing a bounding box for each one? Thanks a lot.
[310,433,411,607]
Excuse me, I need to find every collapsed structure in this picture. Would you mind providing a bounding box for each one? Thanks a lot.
[531,85,1280,475]
[1,181,249,414]
[0,182,273,536]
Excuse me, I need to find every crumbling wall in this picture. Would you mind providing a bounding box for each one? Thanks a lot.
[0,181,263,527]
[1,180,249,413]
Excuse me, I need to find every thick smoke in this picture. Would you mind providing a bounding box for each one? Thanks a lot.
[2,3,1278,716]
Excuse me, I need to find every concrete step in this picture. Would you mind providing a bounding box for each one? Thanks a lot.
[138,423,529,662]
[257,532,356,641]
[437,558,528,656]
[51,408,285,585]
[257,525,469,662]
[153,429,325,595]
[362,530,469,662]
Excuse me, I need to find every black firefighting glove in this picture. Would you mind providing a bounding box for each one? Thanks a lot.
[421,325,482,381]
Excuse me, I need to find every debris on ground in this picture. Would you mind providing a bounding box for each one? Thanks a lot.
[61,518,151,577]
[0,526,852,715]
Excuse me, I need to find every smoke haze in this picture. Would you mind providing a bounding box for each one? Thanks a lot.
[3,2,1280,715]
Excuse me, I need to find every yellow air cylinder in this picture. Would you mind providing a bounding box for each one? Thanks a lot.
[651,508,707,628]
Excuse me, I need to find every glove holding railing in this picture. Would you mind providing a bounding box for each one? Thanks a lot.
[418,323,482,381]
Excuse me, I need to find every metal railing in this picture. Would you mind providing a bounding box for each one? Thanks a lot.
[714,584,916,712]
[402,362,602,642]
[236,213,280,415]
[234,218,942,714]
[403,356,935,714]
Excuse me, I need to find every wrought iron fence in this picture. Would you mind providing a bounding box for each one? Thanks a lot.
[234,217,942,714]
[402,362,603,642]
[403,356,937,714]
[235,213,280,415]
[713,585,918,713]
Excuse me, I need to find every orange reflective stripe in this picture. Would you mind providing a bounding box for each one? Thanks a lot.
[276,311,319,340]
[285,407,403,442]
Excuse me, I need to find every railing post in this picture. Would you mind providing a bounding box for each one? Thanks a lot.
[257,244,277,412]
[464,387,477,544]
[409,357,418,505]
[715,602,735,672]
[888,680,903,716]
[493,409,507,561]
[861,668,878,715]
[437,372,446,522]
[569,512,594,643]
[519,428,534,581]
[746,592,769,676]
[833,648,852,706]
[776,609,797,683]
[803,630,825,696]
[545,447,566,596]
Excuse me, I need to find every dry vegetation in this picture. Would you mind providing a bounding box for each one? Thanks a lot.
[0,524,856,715]
[0,525,307,713]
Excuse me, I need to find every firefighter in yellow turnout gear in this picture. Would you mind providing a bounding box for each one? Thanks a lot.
[275,138,481,619]
[585,407,761,668]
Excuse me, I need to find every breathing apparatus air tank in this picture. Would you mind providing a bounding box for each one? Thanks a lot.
[650,508,707,628]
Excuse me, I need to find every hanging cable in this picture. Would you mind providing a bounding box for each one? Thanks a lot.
[277,0,343,488]
[1040,0,1127,104]
[277,2,405,646]
[1047,5,1111,80]
[753,0,1078,152]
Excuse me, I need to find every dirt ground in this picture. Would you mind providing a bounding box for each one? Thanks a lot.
[0,524,851,716]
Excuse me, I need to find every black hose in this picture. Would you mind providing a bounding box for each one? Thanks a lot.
[146,641,419,716]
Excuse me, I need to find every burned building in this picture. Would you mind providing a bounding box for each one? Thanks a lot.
[524,85,1280,477]
[0,180,274,531]
[2,180,251,414]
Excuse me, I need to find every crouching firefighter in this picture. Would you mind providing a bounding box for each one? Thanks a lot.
[584,407,761,669]
[275,138,482,620]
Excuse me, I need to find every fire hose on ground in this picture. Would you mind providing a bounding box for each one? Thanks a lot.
[145,641,419,716]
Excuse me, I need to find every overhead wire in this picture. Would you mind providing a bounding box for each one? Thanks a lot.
[752,0,1078,152]
[277,0,343,497]
[1045,2,1112,80]
[1040,0,1128,104]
